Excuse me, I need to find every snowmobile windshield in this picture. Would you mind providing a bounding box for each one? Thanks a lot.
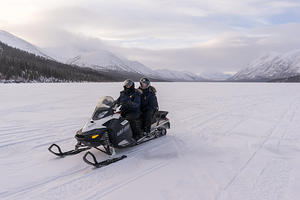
[96,96,115,108]
[92,96,115,120]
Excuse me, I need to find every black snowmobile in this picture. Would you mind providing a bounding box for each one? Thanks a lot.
[48,96,170,168]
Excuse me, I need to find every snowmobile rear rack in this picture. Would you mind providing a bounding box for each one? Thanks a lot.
[48,143,91,157]
[83,151,127,168]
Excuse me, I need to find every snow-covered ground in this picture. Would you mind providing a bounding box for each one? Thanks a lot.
[1,82,300,200]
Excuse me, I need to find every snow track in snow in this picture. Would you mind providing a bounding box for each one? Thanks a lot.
[216,99,295,200]
[1,83,300,200]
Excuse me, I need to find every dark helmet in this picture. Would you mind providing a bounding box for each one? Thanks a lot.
[123,79,135,93]
[123,79,134,88]
[139,77,150,89]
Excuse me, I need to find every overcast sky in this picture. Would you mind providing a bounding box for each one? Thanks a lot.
[1,0,300,74]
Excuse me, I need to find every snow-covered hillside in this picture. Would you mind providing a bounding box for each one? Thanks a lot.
[1,82,300,200]
[0,30,50,58]
[200,71,232,81]
[67,50,157,77]
[67,51,205,81]
[0,29,206,82]
[155,69,205,81]
[231,50,300,81]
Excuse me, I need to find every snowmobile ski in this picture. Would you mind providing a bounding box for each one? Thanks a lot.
[136,127,167,144]
[48,143,91,157]
[136,134,160,145]
[83,151,127,168]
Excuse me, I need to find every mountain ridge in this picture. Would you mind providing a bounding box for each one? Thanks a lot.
[0,29,205,82]
[230,50,300,81]
[0,30,51,59]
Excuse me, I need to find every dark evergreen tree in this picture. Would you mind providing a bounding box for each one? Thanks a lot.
[0,41,117,82]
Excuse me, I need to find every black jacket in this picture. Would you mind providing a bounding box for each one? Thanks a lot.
[116,89,141,115]
[139,86,158,112]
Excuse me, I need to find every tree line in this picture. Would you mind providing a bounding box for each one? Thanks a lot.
[0,41,116,82]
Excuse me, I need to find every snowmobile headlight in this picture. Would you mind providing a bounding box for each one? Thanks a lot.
[92,134,99,139]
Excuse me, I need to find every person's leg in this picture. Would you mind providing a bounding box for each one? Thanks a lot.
[140,112,146,132]
[143,110,154,134]
[125,112,142,139]
[124,112,138,120]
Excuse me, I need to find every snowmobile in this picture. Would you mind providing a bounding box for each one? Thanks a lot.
[48,96,170,168]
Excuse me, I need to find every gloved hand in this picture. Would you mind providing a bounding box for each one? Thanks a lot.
[112,101,119,109]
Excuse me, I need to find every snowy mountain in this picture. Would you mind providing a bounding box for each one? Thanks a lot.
[0,30,51,59]
[67,50,157,77]
[231,50,300,81]
[200,71,232,81]
[155,69,206,81]
[0,29,206,82]
[0,41,116,83]
[67,51,205,81]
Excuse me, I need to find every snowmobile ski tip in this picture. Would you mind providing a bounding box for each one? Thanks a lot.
[48,143,91,157]
[83,151,127,168]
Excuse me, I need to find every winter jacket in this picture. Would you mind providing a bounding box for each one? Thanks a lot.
[116,89,142,115]
[139,86,158,112]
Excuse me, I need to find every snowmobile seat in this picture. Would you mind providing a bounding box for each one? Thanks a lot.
[157,111,168,119]
[154,111,168,126]
[150,110,168,124]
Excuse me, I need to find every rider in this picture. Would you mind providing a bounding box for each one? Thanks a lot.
[116,79,143,140]
[138,77,158,136]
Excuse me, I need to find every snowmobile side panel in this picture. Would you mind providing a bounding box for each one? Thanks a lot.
[105,118,133,147]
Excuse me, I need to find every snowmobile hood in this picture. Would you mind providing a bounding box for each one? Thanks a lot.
[82,117,108,132]
[82,113,120,132]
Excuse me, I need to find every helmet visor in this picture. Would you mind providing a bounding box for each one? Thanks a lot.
[139,78,150,89]
[123,79,133,88]
[140,82,149,89]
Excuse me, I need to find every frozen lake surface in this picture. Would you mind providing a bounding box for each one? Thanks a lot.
[1,82,300,200]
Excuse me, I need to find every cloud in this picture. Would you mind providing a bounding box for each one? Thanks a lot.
[1,0,300,73]
[112,23,300,73]
[6,0,299,47]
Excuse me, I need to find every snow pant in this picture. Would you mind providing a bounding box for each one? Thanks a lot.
[141,109,155,133]
[122,112,142,138]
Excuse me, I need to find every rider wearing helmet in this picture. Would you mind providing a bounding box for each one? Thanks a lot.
[138,77,158,136]
[116,79,143,140]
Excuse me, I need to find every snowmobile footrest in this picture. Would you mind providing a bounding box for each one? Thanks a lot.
[83,151,127,168]
[48,143,90,157]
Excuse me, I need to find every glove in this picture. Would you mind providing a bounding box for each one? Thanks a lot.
[112,100,118,106]
[112,101,119,109]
